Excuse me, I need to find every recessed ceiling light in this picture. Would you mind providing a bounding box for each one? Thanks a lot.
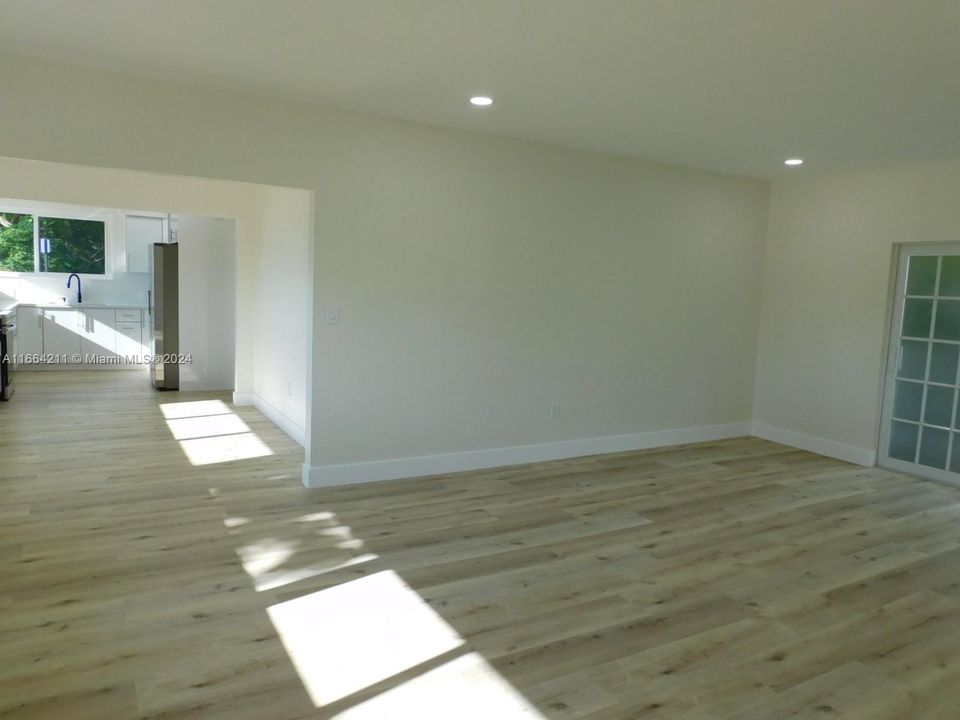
[470,96,494,107]
[784,158,804,166]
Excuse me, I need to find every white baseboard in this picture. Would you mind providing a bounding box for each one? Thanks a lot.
[302,421,752,488]
[182,381,232,391]
[232,392,305,447]
[231,391,252,405]
[751,421,876,467]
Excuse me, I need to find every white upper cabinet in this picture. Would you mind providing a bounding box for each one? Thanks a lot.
[125,215,165,273]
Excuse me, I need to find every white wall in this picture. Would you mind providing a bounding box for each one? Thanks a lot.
[176,215,236,391]
[310,139,769,481]
[251,186,310,438]
[0,52,771,485]
[754,160,960,465]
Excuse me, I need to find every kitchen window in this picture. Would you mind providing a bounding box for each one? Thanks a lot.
[0,211,106,275]
[0,212,34,272]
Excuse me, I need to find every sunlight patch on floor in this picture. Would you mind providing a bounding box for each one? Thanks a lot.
[334,652,546,720]
[267,570,464,706]
[159,399,233,419]
[261,554,379,592]
[165,412,252,440]
[267,570,546,718]
[159,399,274,465]
[297,511,336,522]
[179,432,273,465]
[237,536,377,592]
[237,537,297,577]
[234,511,379,592]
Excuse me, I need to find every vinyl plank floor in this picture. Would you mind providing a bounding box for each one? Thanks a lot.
[2,371,960,718]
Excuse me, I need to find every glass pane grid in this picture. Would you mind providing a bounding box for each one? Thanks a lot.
[941,256,960,297]
[899,379,960,389]
[929,343,960,384]
[919,426,950,469]
[906,255,938,296]
[902,299,934,339]
[890,254,960,473]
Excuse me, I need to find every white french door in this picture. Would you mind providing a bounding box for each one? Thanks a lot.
[879,244,960,485]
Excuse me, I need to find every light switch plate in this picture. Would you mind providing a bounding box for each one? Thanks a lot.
[325,305,340,325]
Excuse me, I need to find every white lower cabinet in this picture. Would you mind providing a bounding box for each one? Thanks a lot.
[115,322,144,364]
[15,305,144,367]
[78,308,118,360]
[15,306,43,358]
[42,309,82,357]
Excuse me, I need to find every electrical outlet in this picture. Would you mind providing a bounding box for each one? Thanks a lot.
[550,402,561,419]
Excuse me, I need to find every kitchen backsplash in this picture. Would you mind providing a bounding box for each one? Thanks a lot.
[0,272,150,307]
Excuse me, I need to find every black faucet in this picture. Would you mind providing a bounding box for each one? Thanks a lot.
[67,273,82,304]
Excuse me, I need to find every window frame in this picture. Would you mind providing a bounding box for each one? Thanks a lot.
[0,201,114,279]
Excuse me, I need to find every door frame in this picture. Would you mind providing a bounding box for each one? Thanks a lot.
[877,242,960,487]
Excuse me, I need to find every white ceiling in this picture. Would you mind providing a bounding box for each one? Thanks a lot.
[2,0,960,178]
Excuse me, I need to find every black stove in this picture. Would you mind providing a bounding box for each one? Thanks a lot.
[0,311,15,401]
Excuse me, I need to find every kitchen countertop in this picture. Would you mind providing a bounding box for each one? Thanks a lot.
[14,303,148,310]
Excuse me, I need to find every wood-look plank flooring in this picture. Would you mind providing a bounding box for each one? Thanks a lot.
[2,371,960,718]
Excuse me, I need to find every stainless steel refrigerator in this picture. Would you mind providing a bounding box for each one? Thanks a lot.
[149,242,179,390]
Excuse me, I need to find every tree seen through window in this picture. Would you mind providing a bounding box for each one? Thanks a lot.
[0,212,35,272]
[0,212,106,274]
[39,217,106,274]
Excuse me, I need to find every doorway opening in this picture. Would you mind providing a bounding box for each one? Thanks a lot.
[0,155,312,463]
